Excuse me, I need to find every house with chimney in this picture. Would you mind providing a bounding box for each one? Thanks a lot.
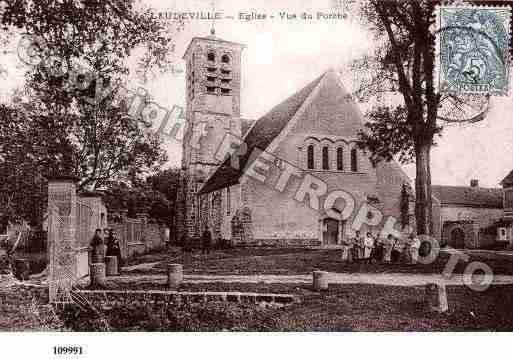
[431,179,504,249]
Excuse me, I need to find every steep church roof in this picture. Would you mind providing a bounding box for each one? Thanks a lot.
[500,170,513,187]
[199,72,325,194]
[431,185,503,208]
[240,119,255,137]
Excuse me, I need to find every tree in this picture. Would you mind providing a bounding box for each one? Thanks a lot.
[2,0,177,188]
[1,1,178,77]
[0,102,72,225]
[345,0,509,236]
[0,1,179,224]
[146,168,180,231]
[101,179,173,227]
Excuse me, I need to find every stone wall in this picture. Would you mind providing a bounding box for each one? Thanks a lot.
[438,206,503,248]
[111,217,167,259]
[440,206,503,228]
[441,220,497,249]
[442,221,478,249]
[76,289,298,307]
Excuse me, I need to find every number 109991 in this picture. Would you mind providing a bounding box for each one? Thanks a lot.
[53,347,84,355]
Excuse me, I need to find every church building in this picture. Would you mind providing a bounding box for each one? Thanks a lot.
[175,31,413,246]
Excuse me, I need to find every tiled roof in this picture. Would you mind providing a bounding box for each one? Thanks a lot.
[199,72,325,194]
[240,119,255,137]
[431,185,503,208]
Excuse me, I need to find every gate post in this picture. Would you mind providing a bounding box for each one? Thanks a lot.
[48,176,78,304]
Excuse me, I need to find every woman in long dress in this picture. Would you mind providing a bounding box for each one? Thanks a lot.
[341,235,353,262]
[409,234,421,264]
[383,234,394,263]
[364,232,374,262]
[352,231,361,260]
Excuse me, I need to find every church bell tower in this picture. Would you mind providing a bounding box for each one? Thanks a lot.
[177,29,245,241]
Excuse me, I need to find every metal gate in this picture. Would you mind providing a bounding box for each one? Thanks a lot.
[76,200,94,279]
[48,206,77,304]
[47,182,97,304]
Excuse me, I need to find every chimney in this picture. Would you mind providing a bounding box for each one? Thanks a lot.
[470,179,479,187]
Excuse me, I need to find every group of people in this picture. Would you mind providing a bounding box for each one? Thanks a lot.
[90,228,122,266]
[179,226,214,254]
[341,230,421,264]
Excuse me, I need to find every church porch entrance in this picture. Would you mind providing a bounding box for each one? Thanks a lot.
[320,218,345,246]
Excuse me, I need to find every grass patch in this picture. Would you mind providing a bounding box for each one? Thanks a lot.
[272,284,513,331]
[132,247,513,276]
[57,284,513,331]
[4,283,513,331]
[0,286,65,331]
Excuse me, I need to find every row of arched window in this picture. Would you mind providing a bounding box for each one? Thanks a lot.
[205,50,232,96]
[207,51,231,64]
[307,145,358,172]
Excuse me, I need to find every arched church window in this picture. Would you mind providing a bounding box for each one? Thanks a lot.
[307,145,315,170]
[322,146,329,170]
[351,148,358,172]
[211,192,216,217]
[196,198,201,230]
[337,147,343,171]
[221,54,230,63]
[226,187,231,215]
[207,52,215,62]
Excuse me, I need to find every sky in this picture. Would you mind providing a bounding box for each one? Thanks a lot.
[1,0,512,188]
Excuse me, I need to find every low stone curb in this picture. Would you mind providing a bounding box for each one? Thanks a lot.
[75,289,300,307]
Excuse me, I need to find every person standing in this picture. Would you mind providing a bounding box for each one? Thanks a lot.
[373,235,384,262]
[106,229,123,268]
[392,236,406,263]
[90,228,105,264]
[409,234,421,264]
[201,226,212,255]
[0,238,13,275]
[404,234,412,263]
[352,231,362,260]
[364,232,374,263]
[383,234,394,263]
[359,231,366,260]
[341,234,353,262]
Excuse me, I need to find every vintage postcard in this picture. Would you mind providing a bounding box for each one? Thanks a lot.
[1,0,513,356]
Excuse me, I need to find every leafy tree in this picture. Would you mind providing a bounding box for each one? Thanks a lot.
[0,102,72,225]
[345,0,510,236]
[399,183,410,229]
[0,0,179,224]
[146,167,180,231]
[147,168,180,208]
[101,180,172,227]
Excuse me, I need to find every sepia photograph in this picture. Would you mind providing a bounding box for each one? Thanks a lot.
[1,0,513,355]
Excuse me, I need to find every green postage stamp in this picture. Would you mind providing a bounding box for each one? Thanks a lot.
[437,5,512,96]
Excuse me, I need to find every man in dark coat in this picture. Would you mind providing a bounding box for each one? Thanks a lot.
[106,229,123,267]
[201,227,212,255]
[90,228,105,263]
[0,238,13,275]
